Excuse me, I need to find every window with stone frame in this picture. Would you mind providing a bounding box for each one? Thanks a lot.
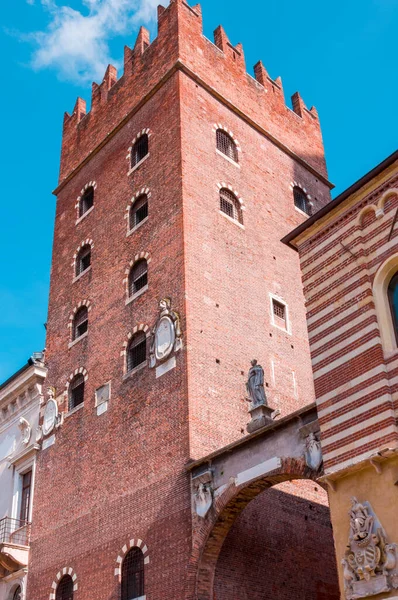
[388,272,398,343]
[219,188,243,224]
[126,332,147,372]
[79,186,94,218]
[128,260,148,297]
[69,374,85,410]
[19,470,32,522]
[121,547,144,600]
[131,135,149,168]
[129,195,148,230]
[56,575,74,600]
[272,299,287,330]
[12,586,22,600]
[76,244,91,276]
[293,186,311,215]
[216,129,238,163]
[72,307,88,341]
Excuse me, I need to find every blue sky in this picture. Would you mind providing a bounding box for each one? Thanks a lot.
[0,0,397,382]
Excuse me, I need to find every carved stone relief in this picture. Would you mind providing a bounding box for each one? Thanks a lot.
[18,417,31,445]
[305,432,323,471]
[192,467,213,519]
[149,298,182,368]
[342,497,398,599]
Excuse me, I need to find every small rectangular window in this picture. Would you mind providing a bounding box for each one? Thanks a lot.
[272,299,287,330]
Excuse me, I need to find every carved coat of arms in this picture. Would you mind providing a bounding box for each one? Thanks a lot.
[342,497,398,599]
[149,298,182,368]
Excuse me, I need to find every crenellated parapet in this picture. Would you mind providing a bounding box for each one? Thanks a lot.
[59,0,329,186]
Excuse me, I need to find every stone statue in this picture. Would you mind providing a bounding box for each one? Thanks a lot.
[246,360,267,406]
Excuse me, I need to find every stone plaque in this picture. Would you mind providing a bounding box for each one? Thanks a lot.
[155,316,175,361]
[42,399,58,437]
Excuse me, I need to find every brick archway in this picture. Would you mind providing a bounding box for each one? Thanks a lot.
[187,457,317,600]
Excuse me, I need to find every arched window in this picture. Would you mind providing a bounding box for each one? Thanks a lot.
[76,244,91,276]
[130,195,148,230]
[127,332,147,372]
[131,135,149,168]
[11,586,21,600]
[121,547,144,600]
[79,186,94,218]
[69,374,85,410]
[216,129,238,163]
[128,260,148,297]
[73,307,88,341]
[388,272,398,342]
[293,186,311,215]
[219,188,243,224]
[56,575,74,600]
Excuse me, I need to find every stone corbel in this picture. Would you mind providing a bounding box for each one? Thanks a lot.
[192,466,214,519]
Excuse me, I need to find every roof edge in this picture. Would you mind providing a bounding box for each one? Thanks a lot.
[281,149,398,249]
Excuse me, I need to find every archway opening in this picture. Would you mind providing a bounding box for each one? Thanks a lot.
[213,479,339,600]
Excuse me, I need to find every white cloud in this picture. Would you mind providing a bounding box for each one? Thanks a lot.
[28,0,163,84]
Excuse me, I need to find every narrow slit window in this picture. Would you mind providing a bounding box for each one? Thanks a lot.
[19,470,32,522]
[121,547,144,600]
[216,129,238,163]
[129,260,148,297]
[69,374,85,410]
[130,195,148,229]
[272,299,287,330]
[73,307,88,341]
[127,333,147,372]
[219,188,243,224]
[293,186,311,215]
[79,186,94,218]
[131,134,149,168]
[56,575,74,600]
[76,244,91,276]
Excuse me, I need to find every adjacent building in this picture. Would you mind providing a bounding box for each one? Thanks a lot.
[283,150,398,600]
[0,355,46,600]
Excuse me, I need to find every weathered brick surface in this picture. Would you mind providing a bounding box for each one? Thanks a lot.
[29,1,337,599]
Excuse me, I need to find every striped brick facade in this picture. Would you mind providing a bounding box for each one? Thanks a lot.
[283,152,398,477]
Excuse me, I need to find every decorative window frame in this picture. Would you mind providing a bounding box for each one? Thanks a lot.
[72,239,94,281]
[269,293,291,335]
[289,181,313,216]
[75,181,97,224]
[126,128,151,176]
[124,252,151,304]
[217,183,245,227]
[212,124,241,166]
[125,188,151,235]
[114,537,150,581]
[121,324,150,376]
[68,300,92,347]
[65,368,88,414]
[49,567,78,600]
[373,253,398,355]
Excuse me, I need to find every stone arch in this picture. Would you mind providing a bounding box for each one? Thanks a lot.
[373,252,398,354]
[212,124,241,153]
[357,204,379,228]
[123,252,151,296]
[189,457,318,600]
[65,367,88,391]
[72,239,94,275]
[377,188,398,212]
[75,181,97,219]
[114,537,150,581]
[49,567,78,600]
[217,182,245,209]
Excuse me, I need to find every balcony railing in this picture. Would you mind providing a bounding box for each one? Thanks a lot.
[0,517,31,547]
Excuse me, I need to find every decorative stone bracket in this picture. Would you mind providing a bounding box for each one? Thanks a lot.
[192,466,213,519]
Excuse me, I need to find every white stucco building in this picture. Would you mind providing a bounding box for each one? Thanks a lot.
[0,355,46,600]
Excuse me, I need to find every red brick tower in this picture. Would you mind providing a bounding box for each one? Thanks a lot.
[28,2,337,599]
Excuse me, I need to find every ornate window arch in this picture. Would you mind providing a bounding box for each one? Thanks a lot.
[127,129,151,172]
[216,128,239,163]
[123,253,151,300]
[75,181,96,220]
[219,187,243,224]
[49,568,78,600]
[73,239,93,277]
[126,188,151,233]
[373,253,398,353]
[115,538,150,594]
